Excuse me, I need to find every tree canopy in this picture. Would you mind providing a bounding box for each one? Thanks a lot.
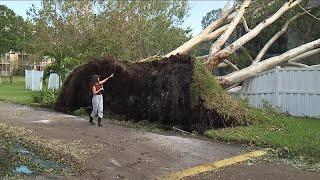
[0,5,32,53]
[27,0,190,62]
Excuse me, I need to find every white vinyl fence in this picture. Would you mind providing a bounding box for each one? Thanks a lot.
[48,73,60,90]
[25,70,44,91]
[231,67,320,118]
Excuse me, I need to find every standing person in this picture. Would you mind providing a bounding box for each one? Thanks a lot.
[89,73,114,126]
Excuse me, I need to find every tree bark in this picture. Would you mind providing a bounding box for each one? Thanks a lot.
[283,62,309,67]
[164,5,235,57]
[209,0,251,57]
[218,38,320,86]
[205,0,303,70]
[289,48,320,62]
[197,55,238,69]
[242,16,250,32]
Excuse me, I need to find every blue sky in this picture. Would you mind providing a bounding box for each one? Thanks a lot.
[0,0,228,35]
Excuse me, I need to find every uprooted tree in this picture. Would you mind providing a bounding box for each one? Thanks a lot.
[56,0,320,132]
[166,0,320,87]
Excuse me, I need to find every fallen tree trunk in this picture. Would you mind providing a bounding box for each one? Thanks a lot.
[56,55,254,132]
[218,38,320,86]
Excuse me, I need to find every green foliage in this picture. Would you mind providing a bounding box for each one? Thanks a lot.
[43,57,79,82]
[192,41,211,57]
[72,108,88,117]
[288,6,320,65]
[33,89,59,108]
[229,48,253,69]
[191,59,254,125]
[27,0,190,66]
[63,57,81,70]
[0,5,32,53]
[93,0,191,60]
[201,8,222,29]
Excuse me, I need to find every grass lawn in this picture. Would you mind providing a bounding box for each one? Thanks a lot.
[206,109,320,163]
[0,76,35,105]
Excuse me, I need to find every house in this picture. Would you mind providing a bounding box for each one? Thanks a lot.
[0,51,53,76]
[0,52,11,76]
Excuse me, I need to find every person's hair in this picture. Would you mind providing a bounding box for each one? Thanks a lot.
[91,74,100,85]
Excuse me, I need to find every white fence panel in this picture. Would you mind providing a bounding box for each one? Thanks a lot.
[232,67,320,118]
[48,73,60,90]
[25,70,43,91]
[25,70,32,90]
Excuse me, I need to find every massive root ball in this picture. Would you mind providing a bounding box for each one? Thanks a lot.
[55,55,251,132]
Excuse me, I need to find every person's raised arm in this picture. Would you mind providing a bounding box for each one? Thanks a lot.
[99,74,114,84]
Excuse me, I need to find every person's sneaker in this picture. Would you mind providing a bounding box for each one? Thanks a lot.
[89,116,95,125]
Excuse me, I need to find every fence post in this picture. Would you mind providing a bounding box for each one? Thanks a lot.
[274,67,280,108]
[25,70,27,90]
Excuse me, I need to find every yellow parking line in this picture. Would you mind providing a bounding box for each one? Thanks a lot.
[156,149,267,180]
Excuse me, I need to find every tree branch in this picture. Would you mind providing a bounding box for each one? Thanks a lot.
[218,38,320,86]
[283,62,309,67]
[205,0,303,70]
[209,0,251,57]
[223,59,239,71]
[202,4,235,35]
[165,5,235,57]
[197,55,238,70]
[310,64,320,68]
[242,16,250,32]
[289,48,320,63]
[226,84,241,91]
[252,12,306,64]
[204,24,229,41]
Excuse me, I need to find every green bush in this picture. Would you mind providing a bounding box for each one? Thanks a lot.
[72,108,88,117]
[33,89,59,108]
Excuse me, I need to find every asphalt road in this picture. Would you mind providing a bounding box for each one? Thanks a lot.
[0,102,319,180]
